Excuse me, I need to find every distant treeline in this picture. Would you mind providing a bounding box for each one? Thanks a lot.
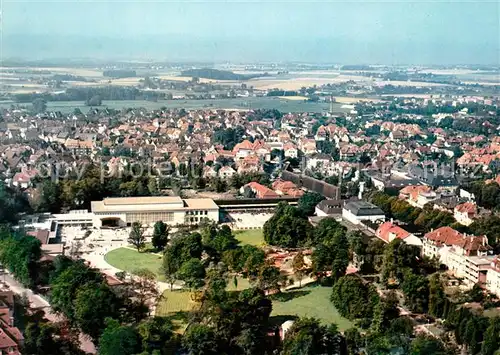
[13,87,165,103]
[341,65,374,70]
[51,74,89,82]
[102,69,137,78]
[180,68,268,81]
[267,90,299,97]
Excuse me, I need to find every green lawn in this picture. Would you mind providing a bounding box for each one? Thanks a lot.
[155,290,197,333]
[234,229,265,247]
[271,285,354,331]
[226,276,251,291]
[156,289,197,316]
[104,247,165,281]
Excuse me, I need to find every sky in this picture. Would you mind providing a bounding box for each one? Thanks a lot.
[2,0,499,64]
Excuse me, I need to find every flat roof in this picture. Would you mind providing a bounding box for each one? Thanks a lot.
[103,196,183,206]
[344,200,385,216]
[91,196,219,213]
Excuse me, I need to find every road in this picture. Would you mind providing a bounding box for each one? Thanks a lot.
[0,271,97,354]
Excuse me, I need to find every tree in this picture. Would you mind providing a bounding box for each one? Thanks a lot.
[128,222,146,252]
[311,220,349,283]
[202,224,238,260]
[99,318,141,355]
[162,233,204,288]
[371,291,400,334]
[401,270,429,313]
[298,192,325,216]
[132,268,160,313]
[257,264,287,294]
[331,275,378,321]
[73,283,120,341]
[481,317,500,355]
[23,321,60,355]
[282,317,346,355]
[313,217,347,246]
[36,180,63,213]
[137,317,177,354]
[0,233,42,288]
[162,252,177,290]
[292,251,306,287]
[182,324,219,355]
[152,221,169,251]
[177,258,206,290]
[263,203,313,248]
[32,98,47,113]
[410,335,447,355]
[389,316,414,337]
[428,274,446,319]
[381,239,420,285]
[50,261,103,323]
[86,95,102,106]
[222,245,265,278]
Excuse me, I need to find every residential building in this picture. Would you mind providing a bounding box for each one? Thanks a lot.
[486,257,500,297]
[454,202,477,226]
[219,166,236,180]
[422,227,493,288]
[241,182,279,199]
[375,221,422,247]
[399,185,438,208]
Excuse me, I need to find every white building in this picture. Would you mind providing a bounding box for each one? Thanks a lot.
[422,227,493,288]
[90,196,219,227]
[486,258,500,297]
[342,201,385,225]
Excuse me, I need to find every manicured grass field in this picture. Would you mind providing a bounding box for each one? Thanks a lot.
[104,247,165,281]
[155,289,197,316]
[155,277,252,325]
[271,285,354,331]
[234,229,265,247]
[155,289,197,333]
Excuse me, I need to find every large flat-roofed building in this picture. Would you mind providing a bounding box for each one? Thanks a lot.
[342,200,385,225]
[91,196,219,227]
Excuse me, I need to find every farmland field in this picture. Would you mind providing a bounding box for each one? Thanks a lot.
[1,97,349,114]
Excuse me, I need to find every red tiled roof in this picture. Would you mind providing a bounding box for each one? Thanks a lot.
[424,227,465,246]
[0,328,18,349]
[454,202,477,215]
[272,179,298,193]
[424,227,490,253]
[245,182,279,199]
[376,222,411,243]
[26,229,50,244]
[399,185,431,202]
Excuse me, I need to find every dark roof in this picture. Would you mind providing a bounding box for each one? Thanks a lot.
[316,199,342,214]
[344,201,385,216]
[408,166,458,187]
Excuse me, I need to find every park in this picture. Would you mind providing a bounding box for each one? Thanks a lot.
[98,226,352,333]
